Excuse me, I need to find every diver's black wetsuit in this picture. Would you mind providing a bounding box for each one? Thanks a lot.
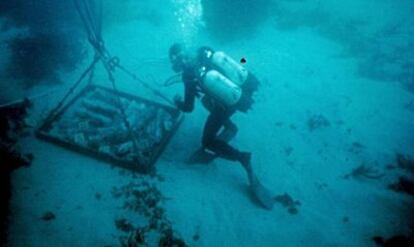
[170,46,276,209]
[176,60,258,162]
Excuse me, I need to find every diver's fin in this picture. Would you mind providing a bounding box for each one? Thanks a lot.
[186,148,217,164]
[250,175,275,210]
[242,159,275,210]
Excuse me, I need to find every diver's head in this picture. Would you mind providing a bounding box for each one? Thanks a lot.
[169,43,187,73]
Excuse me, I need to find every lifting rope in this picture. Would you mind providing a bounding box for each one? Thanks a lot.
[74,0,173,106]
[115,62,174,105]
[103,58,140,157]
[74,0,142,157]
[43,56,100,123]
[41,0,177,164]
[74,0,103,54]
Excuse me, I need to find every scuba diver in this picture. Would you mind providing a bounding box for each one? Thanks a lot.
[168,43,275,209]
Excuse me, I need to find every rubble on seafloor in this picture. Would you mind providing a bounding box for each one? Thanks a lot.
[389,177,414,196]
[343,163,385,180]
[274,193,301,215]
[111,177,187,246]
[396,153,414,174]
[307,114,331,132]
[347,141,365,155]
[388,154,414,196]
[40,212,56,221]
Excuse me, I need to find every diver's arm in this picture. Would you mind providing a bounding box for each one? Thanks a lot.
[175,82,195,112]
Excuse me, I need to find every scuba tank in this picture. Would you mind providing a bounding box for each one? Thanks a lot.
[197,49,254,108]
[200,70,242,107]
[211,51,248,86]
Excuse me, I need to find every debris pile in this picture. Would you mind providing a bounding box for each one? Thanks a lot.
[274,193,301,215]
[388,154,414,196]
[389,177,414,196]
[112,178,187,247]
[40,212,56,221]
[396,153,414,174]
[307,114,330,131]
[343,163,384,180]
[348,141,365,155]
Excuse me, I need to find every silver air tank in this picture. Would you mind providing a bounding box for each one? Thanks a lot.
[211,51,248,86]
[200,69,242,107]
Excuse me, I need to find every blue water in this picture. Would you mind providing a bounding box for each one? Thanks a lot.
[1,0,414,246]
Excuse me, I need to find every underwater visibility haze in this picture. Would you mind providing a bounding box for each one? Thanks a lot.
[0,0,414,246]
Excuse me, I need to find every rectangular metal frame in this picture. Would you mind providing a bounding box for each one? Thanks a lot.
[36,85,183,173]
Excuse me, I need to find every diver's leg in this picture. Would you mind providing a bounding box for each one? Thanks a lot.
[186,112,239,164]
[201,109,247,163]
[202,109,274,209]
[217,119,238,143]
[201,96,238,143]
[202,110,274,209]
